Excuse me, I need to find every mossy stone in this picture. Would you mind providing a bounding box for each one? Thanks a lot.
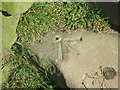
[1,2,33,83]
[1,2,33,55]
[2,2,33,15]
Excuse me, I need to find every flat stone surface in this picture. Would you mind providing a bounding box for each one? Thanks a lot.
[30,30,118,88]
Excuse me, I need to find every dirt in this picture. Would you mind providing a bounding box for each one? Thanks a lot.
[30,29,118,88]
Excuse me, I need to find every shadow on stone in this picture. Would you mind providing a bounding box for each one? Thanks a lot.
[0,10,11,16]
[48,68,70,89]
[25,49,70,89]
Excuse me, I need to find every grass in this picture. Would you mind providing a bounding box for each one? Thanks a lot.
[16,2,110,45]
[2,2,111,89]
[2,43,56,89]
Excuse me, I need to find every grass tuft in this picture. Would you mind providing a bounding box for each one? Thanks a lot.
[2,43,56,89]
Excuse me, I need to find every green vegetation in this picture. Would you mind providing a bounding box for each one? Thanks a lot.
[2,2,110,88]
[17,2,110,45]
[2,43,55,88]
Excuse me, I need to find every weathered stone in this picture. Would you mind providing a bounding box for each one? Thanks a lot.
[30,30,118,88]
